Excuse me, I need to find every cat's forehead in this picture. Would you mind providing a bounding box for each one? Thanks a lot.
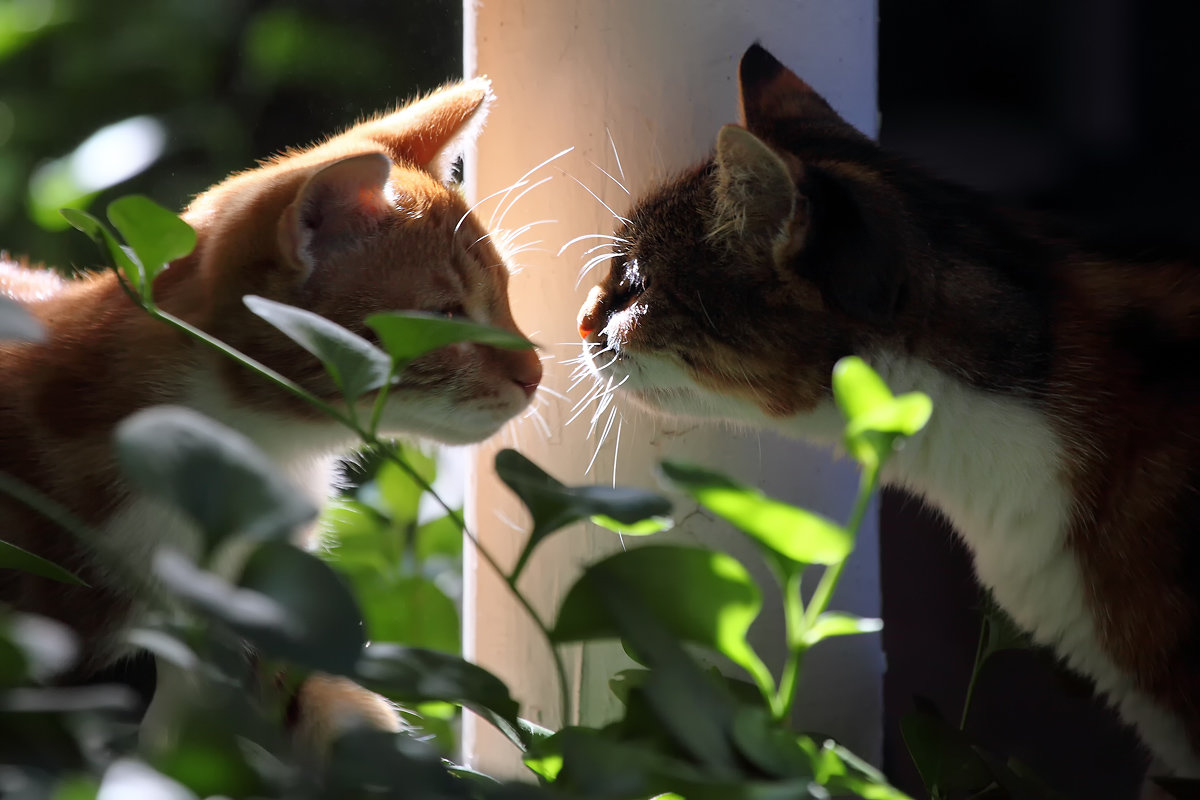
[623,163,715,253]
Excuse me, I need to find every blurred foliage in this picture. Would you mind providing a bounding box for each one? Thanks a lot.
[0,0,461,268]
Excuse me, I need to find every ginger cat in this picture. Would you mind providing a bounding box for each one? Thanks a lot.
[1,79,541,745]
[578,45,1200,778]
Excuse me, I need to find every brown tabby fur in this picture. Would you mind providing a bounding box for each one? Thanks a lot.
[1,79,541,747]
[579,45,1200,776]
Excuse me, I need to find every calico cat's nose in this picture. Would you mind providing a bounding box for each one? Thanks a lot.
[578,285,607,343]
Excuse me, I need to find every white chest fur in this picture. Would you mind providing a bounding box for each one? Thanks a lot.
[785,355,1198,775]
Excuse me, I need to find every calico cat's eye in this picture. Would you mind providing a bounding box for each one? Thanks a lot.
[612,257,647,301]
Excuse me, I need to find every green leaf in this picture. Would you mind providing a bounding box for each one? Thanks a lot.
[844,392,932,440]
[356,643,522,746]
[900,701,993,797]
[238,541,366,675]
[366,311,534,370]
[61,207,144,294]
[0,296,44,342]
[416,514,463,561]
[0,539,87,585]
[552,545,765,681]
[107,195,196,289]
[587,575,742,779]
[115,406,317,550]
[803,612,883,645]
[357,574,459,653]
[495,449,673,580]
[591,513,673,535]
[831,356,894,422]
[731,707,815,779]
[660,461,852,566]
[360,449,437,523]
[243,294,391,403]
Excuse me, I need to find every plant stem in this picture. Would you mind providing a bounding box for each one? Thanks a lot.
[803,465,879,631]
[774,568,807,720]
[960,616,988,730]
[368,361,399,436]
[145,300,577,734]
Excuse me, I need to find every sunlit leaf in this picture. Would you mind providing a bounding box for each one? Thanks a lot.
[803,612,883,646]
[0,539,87,585]
[357,574,459,653]
[553,545,768,695]
[660,461,852,566]
[366,311,534,370]
[496,449,673,581]
[0,296,44,342]
[115,406,317,550]
[61,207,143,293]
[831,356,894,422]
[244,294,391,403]
[107,195,196,289]
[591,513,673,536]
[844,393,932,441]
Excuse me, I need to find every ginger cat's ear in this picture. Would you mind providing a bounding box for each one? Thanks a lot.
[738,44,844,132]
[354,77,493,182]
[279,152,392,276]
[712,125,800,249]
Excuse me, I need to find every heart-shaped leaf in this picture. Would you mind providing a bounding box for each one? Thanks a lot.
[832,356,893,423]
[660,461,852,566]
[0,539,87,586]
[107,195,196,289]
[366,311,534,370]
[61,207,144,293]
[115,406,317,550]
[244,295,392,403]
[553,545,767,684]
[900,700,993,797]
[0,296,44,342]
[496,449,672,581]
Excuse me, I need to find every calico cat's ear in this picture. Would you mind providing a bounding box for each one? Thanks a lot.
[354,78,493,182]
[738,44,845,131]
[279,152,393,275]
[711,125,798,248]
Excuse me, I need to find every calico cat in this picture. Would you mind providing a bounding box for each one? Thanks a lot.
[0,78,542,746]
[577,44,1200,776]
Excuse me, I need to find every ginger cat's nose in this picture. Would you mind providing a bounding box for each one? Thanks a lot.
[511,349,543,397]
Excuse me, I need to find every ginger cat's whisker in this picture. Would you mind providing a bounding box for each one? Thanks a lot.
[493,175,555,232]
[455,178,530,235]
[486,145,574,231]
[605,126,627,184]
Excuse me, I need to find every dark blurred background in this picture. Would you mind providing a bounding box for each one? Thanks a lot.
[0,0,460,270]
[879,1,1199,797]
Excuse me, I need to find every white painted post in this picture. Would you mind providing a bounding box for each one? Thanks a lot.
[463,0,880,778]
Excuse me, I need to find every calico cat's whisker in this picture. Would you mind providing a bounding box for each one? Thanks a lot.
[582,242,616,258]
[611,415,624,488]
[487,145,575,231]
[605,126,626,183]
[455,179,530,235]
[535,384,568,401]
[695,291,718,331]
[494,175,555,232]
[556,168,631,225]
[585,406,618,475]
[588,159,631,196]
[556,233,623,257]
[575,253,616,290]
[568,379,607,415]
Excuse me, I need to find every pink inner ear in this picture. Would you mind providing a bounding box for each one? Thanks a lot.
[281,152,393,273]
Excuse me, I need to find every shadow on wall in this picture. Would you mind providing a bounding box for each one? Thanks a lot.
[878,1,1200,796]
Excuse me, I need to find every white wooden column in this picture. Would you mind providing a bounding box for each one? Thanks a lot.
[463,0,880,778]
